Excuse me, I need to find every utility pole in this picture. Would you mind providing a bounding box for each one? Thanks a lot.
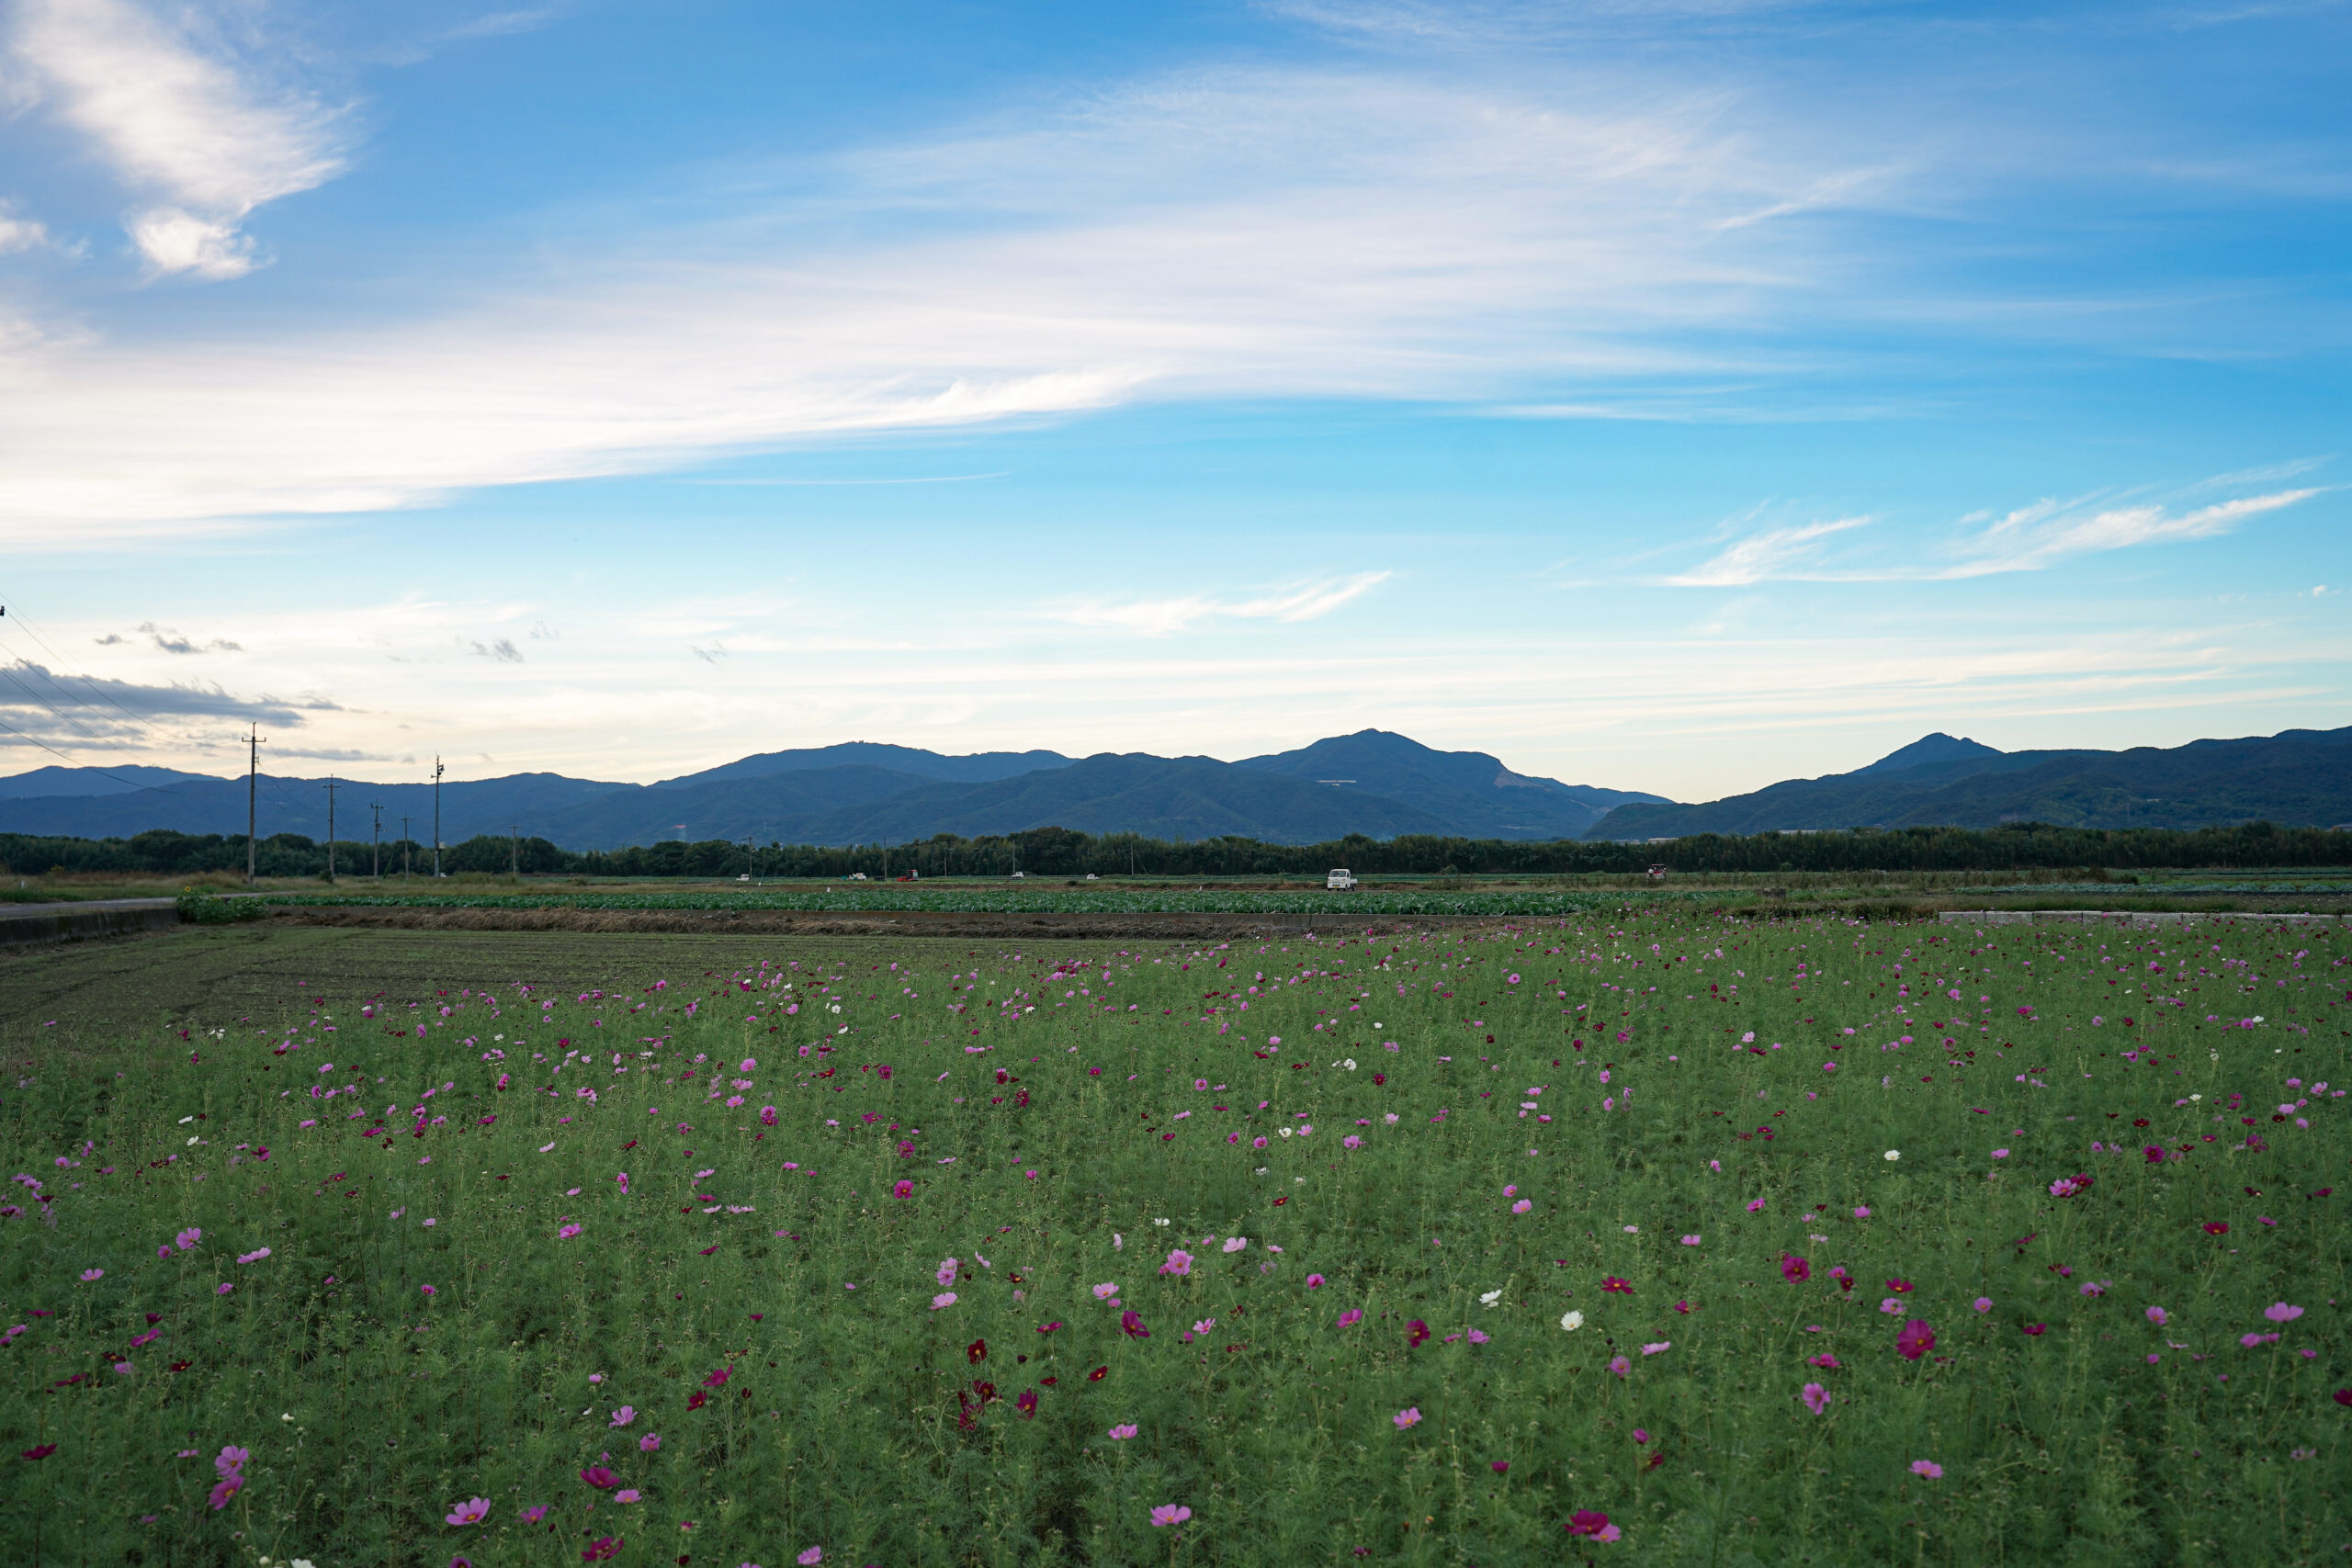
[323,776,339,883]
[510,824,520,880]
[432,757,445,878]
[401,816,412,881]
[245,722,266,885]
[744,835,754,880]
[369,801,383,879]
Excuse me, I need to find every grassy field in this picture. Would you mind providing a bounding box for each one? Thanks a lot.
[1,916,2346,1566]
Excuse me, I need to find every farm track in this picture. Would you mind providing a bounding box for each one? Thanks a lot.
[252,902,1488,941]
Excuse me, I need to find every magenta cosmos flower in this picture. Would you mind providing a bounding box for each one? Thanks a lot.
[1800,1382,1828,1415]
[1564,1510,1620,1541]
[1896,1320,1935,1360]
[1337,1308,1364,1328]
[1780,1255,1809,1283]
[447,1497,492,1526]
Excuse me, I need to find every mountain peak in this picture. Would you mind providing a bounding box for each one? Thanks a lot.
[1852,733,2004,776]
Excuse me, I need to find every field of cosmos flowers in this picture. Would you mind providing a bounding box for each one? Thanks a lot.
[2,912,2347,1567]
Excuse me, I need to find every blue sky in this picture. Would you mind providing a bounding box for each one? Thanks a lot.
[0,0,2345,804]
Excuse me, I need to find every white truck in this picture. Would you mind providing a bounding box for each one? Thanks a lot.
[1326,868,1357,891]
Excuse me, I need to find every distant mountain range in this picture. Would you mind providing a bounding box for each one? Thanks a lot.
[7,723,2343,850]
[1583,727,2352,840]
[0,730,1668,850]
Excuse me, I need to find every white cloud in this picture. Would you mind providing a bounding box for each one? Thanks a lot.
[0,65,1864,536]
[1668,481,2326,585]
[0,202,49,254]
[1667,515,1873,586]
[7,0,345,277]
[1043,572,1393,637]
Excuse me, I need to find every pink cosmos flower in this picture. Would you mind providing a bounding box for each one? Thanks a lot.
[559,1224,582,1241]
[1801,1382,1829,1414]
[1680,1235,1701,1247]
[1745,1198,1765,1213]
[614,1489,640,1504]
[1222,1236,1248,1253]
[798,1550,824,1566]
[1150,1506,1192,1528]
[931,1292,956,1310]
[208,1474,243,1509]
[1342,1135,1362,1149]
[1780,1255,1809,1283]
[1306,1273,1325,1288]
[216,1282,234,1296]
[78,1269,103,1281]
[1879,1298,1903,1315]
[175,1228,202,1251]
[2266,1302,2306,1323]
[1896,1320,1935,1360]
[1337,1308,1364,1328]
[1394,1407,1423,1429]
[1193,1318,1216,1334]
[1092,1282,1119,1301]
[579,1466,619,1489]
[1910,1460,1943,1479]
[1564,1510,1620,1541]
[1641,1342,1671,1356]
[639,1433,661,1452]
[1159,1250,1193,1277]
[447,1497,492,1526]
[891,1180,913,1200]
[2146,1306,2167,1325]
[216,1445,249,1479]
[1609,1355,1631,1378]
[521,1505,549,1522]
[610,1406,636,1427]
[1107,1424,1138,1440]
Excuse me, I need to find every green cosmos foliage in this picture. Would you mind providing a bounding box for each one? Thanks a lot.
[2,916,2346,1566]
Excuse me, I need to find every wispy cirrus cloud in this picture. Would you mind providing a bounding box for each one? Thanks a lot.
[1668,478,2327,586]
[1043,571,1393,637]
[6,0,346,279]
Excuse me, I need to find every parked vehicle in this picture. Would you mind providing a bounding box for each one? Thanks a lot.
[1327,868,1357,890]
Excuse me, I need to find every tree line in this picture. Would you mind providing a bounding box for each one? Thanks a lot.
[3,818,2346,881]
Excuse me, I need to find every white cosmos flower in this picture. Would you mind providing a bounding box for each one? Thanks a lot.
[1884,1150,1901,1162]
[1479,1290,1503,1307]
[1560,1310,1585,1331]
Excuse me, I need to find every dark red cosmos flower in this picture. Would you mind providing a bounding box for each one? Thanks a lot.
[698,1245,719,1257]
[2145,1147,2165,1164]
[1885,1279,1914,1294]
[169,1360,192,1372]
[1645,1450,1667,1471]
[1564,1510,1618,1540]
[1406,1319,1430,1348]
[1036,1321,1062,1334]
[1088,1366,1108,1382]
[582,1539,621,1562]
[580,1467,620,1489]
[702,1367,730,1387]
[2022,1324,2048,1337]
[686,1392,707,1410]
[1601,1277,1633,1294]
[1041,1376,1058,1386]
[1780,1255,1809,1283]
[1829,1266,1854,1293]
[1016,1389,1038,1419]
[2203,1222,2229,1235]
[1120,1311,1150,1339]
[1273,1196,1287,1206]
[972,1380,998,1404]
[967,1339,988,1365]
[2335,1389,2352,1407]
[21,1444,57,1461]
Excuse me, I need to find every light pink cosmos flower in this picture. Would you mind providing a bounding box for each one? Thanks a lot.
[78,1269,103,1281]
[2146,1306,2167,1325]
[559,1224,582,1240]
[615,1489,641,1504]
[1801,1382,1829,1415]
[1910,1460,1943,1479]
[1510,1200,1532,1214]
[216,1282,234,1296]
[1680,1235,1701,1247]
[1393,1407,1423,1429]
[175,1228,202,1251]
[2266,1302,2306,1323]
[639,1434,661,1452]
[446,1497,492,1526]
[1222,1237,1248,1253]
[936,1258,960,1288]
[931,1292,956,1310]
[1608,1355,1631,1378]
[1159,1251,1193,1278]
[1641,1342,1671,1356]
[1108,1424,1138,1440]
[1091,1282,1119,1301]
[1150,1506,1192,1528]
[610,1406,636,1427]
[798,1549,825,1566]
[1973,1297,1993,1313]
